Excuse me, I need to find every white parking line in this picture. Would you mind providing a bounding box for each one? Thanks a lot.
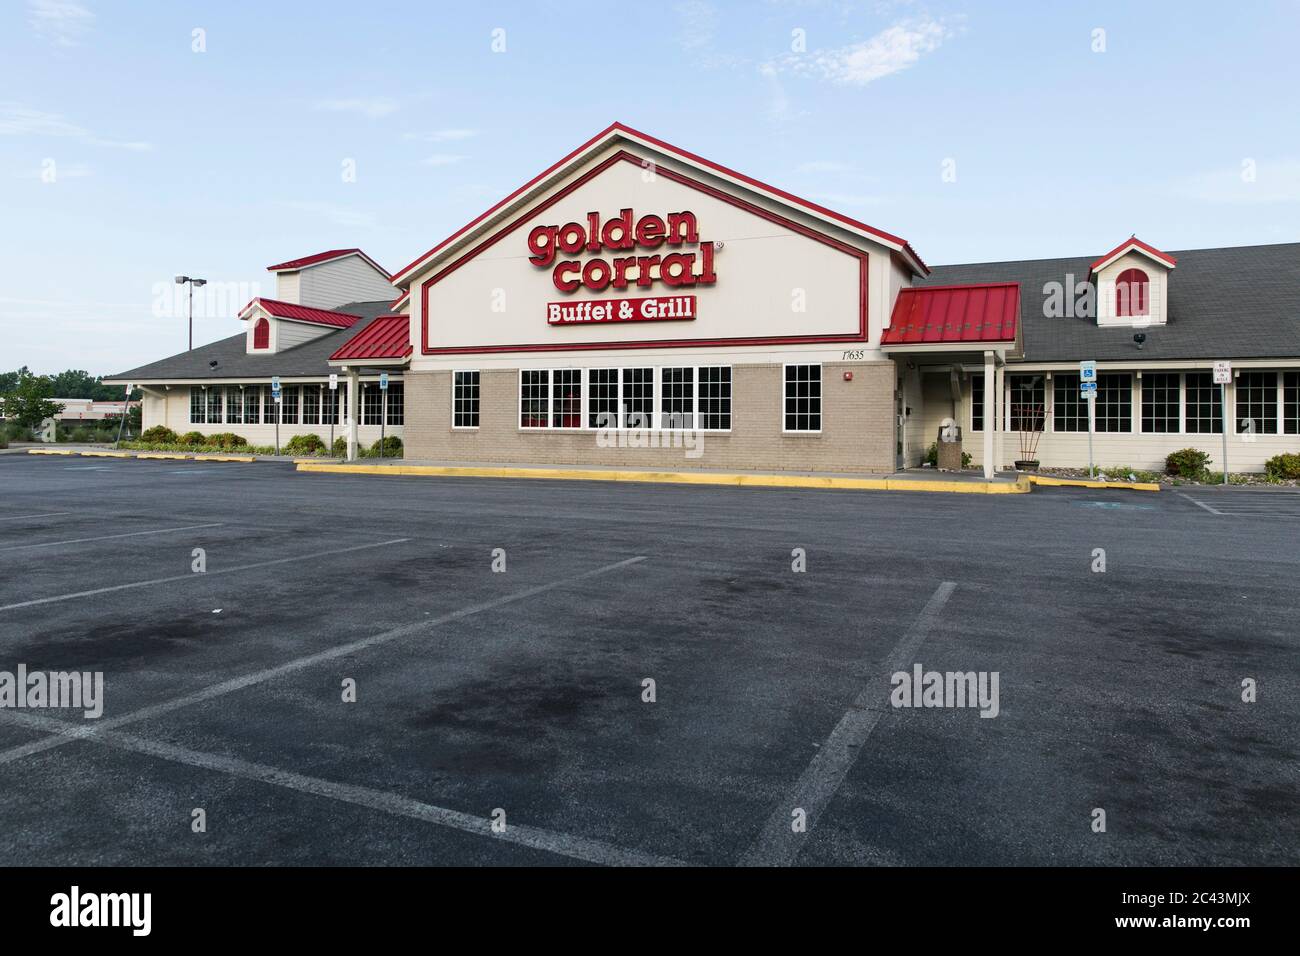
[0,708,682,867]
[0,536,409,613]
[0,512,72,522]
[0,554,645,761]
[1177,492,1223,515]
[740,581,957,867]
[0,522,224,553]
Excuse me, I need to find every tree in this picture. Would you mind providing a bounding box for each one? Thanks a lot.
[1,370,63,429]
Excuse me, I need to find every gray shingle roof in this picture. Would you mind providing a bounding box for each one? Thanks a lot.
[105,301,398,381]
[917,241,1300,362]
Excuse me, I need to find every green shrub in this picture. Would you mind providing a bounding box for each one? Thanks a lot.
[331,436,348,458]
[367,435,403,458]
[0,434,7,449]
[140,425,179,444]
[177,431,207,446]
[1165,448,1212,478]
[70,426,95,442]
[1264,453,1300,480]
[206,432,248,449]
[283,433,327,456]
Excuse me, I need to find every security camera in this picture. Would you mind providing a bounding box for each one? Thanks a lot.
[1133,332,1147,349]
[208,360,219,369]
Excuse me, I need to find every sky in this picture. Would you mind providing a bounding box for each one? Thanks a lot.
[2,0,1298,375]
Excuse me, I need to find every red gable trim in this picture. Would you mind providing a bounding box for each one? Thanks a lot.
[390,289,410,310]
[882,282,1019,346]
[266,248,392,278]
[420,150,869,356]
[238,297,363,328]
[392,121,927,285]
[329,315,412,361]
[1089,236,1177,273]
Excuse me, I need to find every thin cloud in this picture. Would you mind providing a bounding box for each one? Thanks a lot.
[276,200,378,229]
[421,154,466,167]
[313,97,400,119]
[762,15,959,85]
[0,102,153,150]
[676,0,718,51]
[27,0,94,48]
[797,160,853,174]
[403,128,478,142]
[1176,159,1300,204]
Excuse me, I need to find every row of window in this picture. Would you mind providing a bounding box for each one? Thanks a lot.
[973,371,1300,435]
[189,384,404,426]
[451,365,824,432]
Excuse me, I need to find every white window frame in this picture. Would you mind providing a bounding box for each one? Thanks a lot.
[452,370,480,430]
[782,362,823,434]
[513,365,732,433]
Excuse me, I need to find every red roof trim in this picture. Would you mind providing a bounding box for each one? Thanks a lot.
[392,121,927,284]
[329,314,412,362]
[882,282,1020,346]
[266,248,392,278]
[238,297,363,328]
[390,289,410,310]
[1089,236,1177,272]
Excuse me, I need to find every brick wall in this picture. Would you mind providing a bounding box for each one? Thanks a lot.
[404,361,895,474]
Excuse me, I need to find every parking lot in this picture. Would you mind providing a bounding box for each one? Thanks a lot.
[0,453,1296,866]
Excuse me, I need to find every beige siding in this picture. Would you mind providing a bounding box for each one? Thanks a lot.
[275,271,301,304]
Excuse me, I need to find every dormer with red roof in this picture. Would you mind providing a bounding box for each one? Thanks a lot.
[1089,236,1176,328]
[238,297,362,355]
[266,248,395,311]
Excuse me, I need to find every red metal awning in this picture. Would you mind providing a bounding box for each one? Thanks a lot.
[329,315,412,362]
[882,282,1019,347]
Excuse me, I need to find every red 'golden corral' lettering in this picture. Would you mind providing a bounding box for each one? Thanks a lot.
[527,210,715,294]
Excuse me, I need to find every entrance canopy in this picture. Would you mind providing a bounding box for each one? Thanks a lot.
[881,282,1019,352]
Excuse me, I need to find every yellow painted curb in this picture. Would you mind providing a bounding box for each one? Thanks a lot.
[27,448,74,455]
[79,450,132,458]
[296,462,1033,494]
[1027,475,1160,492]
[137,453,192,460]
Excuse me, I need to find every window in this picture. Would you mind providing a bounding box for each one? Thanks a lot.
[321,385,340,425]
[1236,371,1277,436]
[1095,373,1132,432]
[970,374,984,432]
[1140,373,1180,433]
[588,369,618,429]
[243,387,261,425]
[1053,374,1086,432]
[253,317,270,349]
[190,387,206,424]
[263,386,278,423]
[551,370,581,428]
[206,386,223,424]
[1285,372,1300,434]
[1116,268,1149,317]
[362,383,383,425]
[621,367,653,428]
[280,385,299,425]
[302,386,321,425]
[698,366,732,431]
[520,370,548,428]
[226,388,243,425]
[1185,372,1222,434]
[453,371,480,428]
[784,364,822,432]
[660,367,694,429]
[1008,374,1046,431]
[385,383,404,426]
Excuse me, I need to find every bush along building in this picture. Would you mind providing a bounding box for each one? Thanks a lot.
[107,123,1300,475]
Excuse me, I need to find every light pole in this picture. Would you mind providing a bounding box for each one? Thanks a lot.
[175,275,207,351]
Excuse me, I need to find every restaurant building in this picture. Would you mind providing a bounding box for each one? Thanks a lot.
[108,123,1300,476]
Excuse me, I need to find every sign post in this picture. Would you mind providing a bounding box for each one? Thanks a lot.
[378,373,389,462]
[115,383,133,447]
[328,373,338,455]
[1080,361,1097,478]
[1214,361,1231,485]
[271,376,282,456]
